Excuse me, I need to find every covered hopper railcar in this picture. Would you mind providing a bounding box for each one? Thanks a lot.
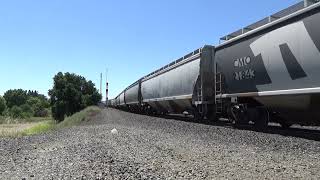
[110,1,320,129]
[119,91,126,109]
[124,80,141,112]
[140,46,215,118]
[216,1,320,127]
[112,46,216,119]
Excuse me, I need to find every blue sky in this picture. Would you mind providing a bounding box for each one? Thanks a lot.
[0,0,300,99]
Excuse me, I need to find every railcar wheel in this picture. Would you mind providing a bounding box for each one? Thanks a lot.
[235,115,249,127]
[275,116,292,129]
[193,111,202,122]
[280,121,292,129]
[206,105,218,123]
[254,108,269,130]
[230,105,249,128]
[192,106,204,123]
[145,106,154,115]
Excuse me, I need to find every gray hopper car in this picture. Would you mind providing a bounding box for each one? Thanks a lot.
[110,1,320,129]
[124,80,141,112]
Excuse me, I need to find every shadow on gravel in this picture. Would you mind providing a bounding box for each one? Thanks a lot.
[254,126,320,142]
[144,112,320,142]
[109,108,320,142]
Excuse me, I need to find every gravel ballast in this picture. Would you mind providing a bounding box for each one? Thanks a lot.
[1,108,320,179]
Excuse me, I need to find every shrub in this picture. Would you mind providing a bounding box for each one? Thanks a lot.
[34,108,49,117]
[20,104,34,118]
[27,97,49,117]
[9,106,23,118]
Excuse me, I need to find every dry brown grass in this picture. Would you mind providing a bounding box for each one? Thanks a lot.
[0,106,101,137]
[0,123,39,137]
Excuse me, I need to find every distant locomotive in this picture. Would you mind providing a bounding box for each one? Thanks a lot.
[109,1,320,129]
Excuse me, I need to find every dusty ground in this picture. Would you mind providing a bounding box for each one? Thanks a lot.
[1,108,320,179]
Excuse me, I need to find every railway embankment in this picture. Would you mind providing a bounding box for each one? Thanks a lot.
[1,108,320,179]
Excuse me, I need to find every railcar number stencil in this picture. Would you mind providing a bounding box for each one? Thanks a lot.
[233,56,255,81]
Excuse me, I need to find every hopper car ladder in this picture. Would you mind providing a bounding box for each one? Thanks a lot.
[197,81,203,114]
[215,72,223,114]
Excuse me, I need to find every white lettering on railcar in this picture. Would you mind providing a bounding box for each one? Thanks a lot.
[234,56,251,68]
[234,69,255,80]
[233,56,255,81]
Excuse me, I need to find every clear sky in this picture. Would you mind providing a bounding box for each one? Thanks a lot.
[0,0,300,99]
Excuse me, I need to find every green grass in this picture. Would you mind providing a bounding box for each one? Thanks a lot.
[57,106,101,128]
[0,115,52,124]
[21,120,55,136]
[0,123,37,137]
[0,106,101,138]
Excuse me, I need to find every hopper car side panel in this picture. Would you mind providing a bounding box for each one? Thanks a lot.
[116,96,120,107]
[124,82,141,112]
[141,57,201,113]
[125,83,140,105]
[216,7,320,95]
[119,92,126,107]
[215,6,320,125]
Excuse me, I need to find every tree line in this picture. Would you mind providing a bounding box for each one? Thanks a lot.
[0,90,50,118]
[0,72,102,122]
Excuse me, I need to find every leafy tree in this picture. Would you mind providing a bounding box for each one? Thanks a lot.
[27,90,50,107]
[49,72,102,122]
[27,97,42,107]
[3,89,28,108]
[0,96,6,115]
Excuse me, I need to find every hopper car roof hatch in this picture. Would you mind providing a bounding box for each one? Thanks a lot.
[219,0,319,43]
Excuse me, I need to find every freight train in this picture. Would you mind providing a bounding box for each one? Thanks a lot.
[108,1,320,129]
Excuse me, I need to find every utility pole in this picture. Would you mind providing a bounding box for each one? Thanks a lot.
[106,69,109,107]
[100,73,102,95]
